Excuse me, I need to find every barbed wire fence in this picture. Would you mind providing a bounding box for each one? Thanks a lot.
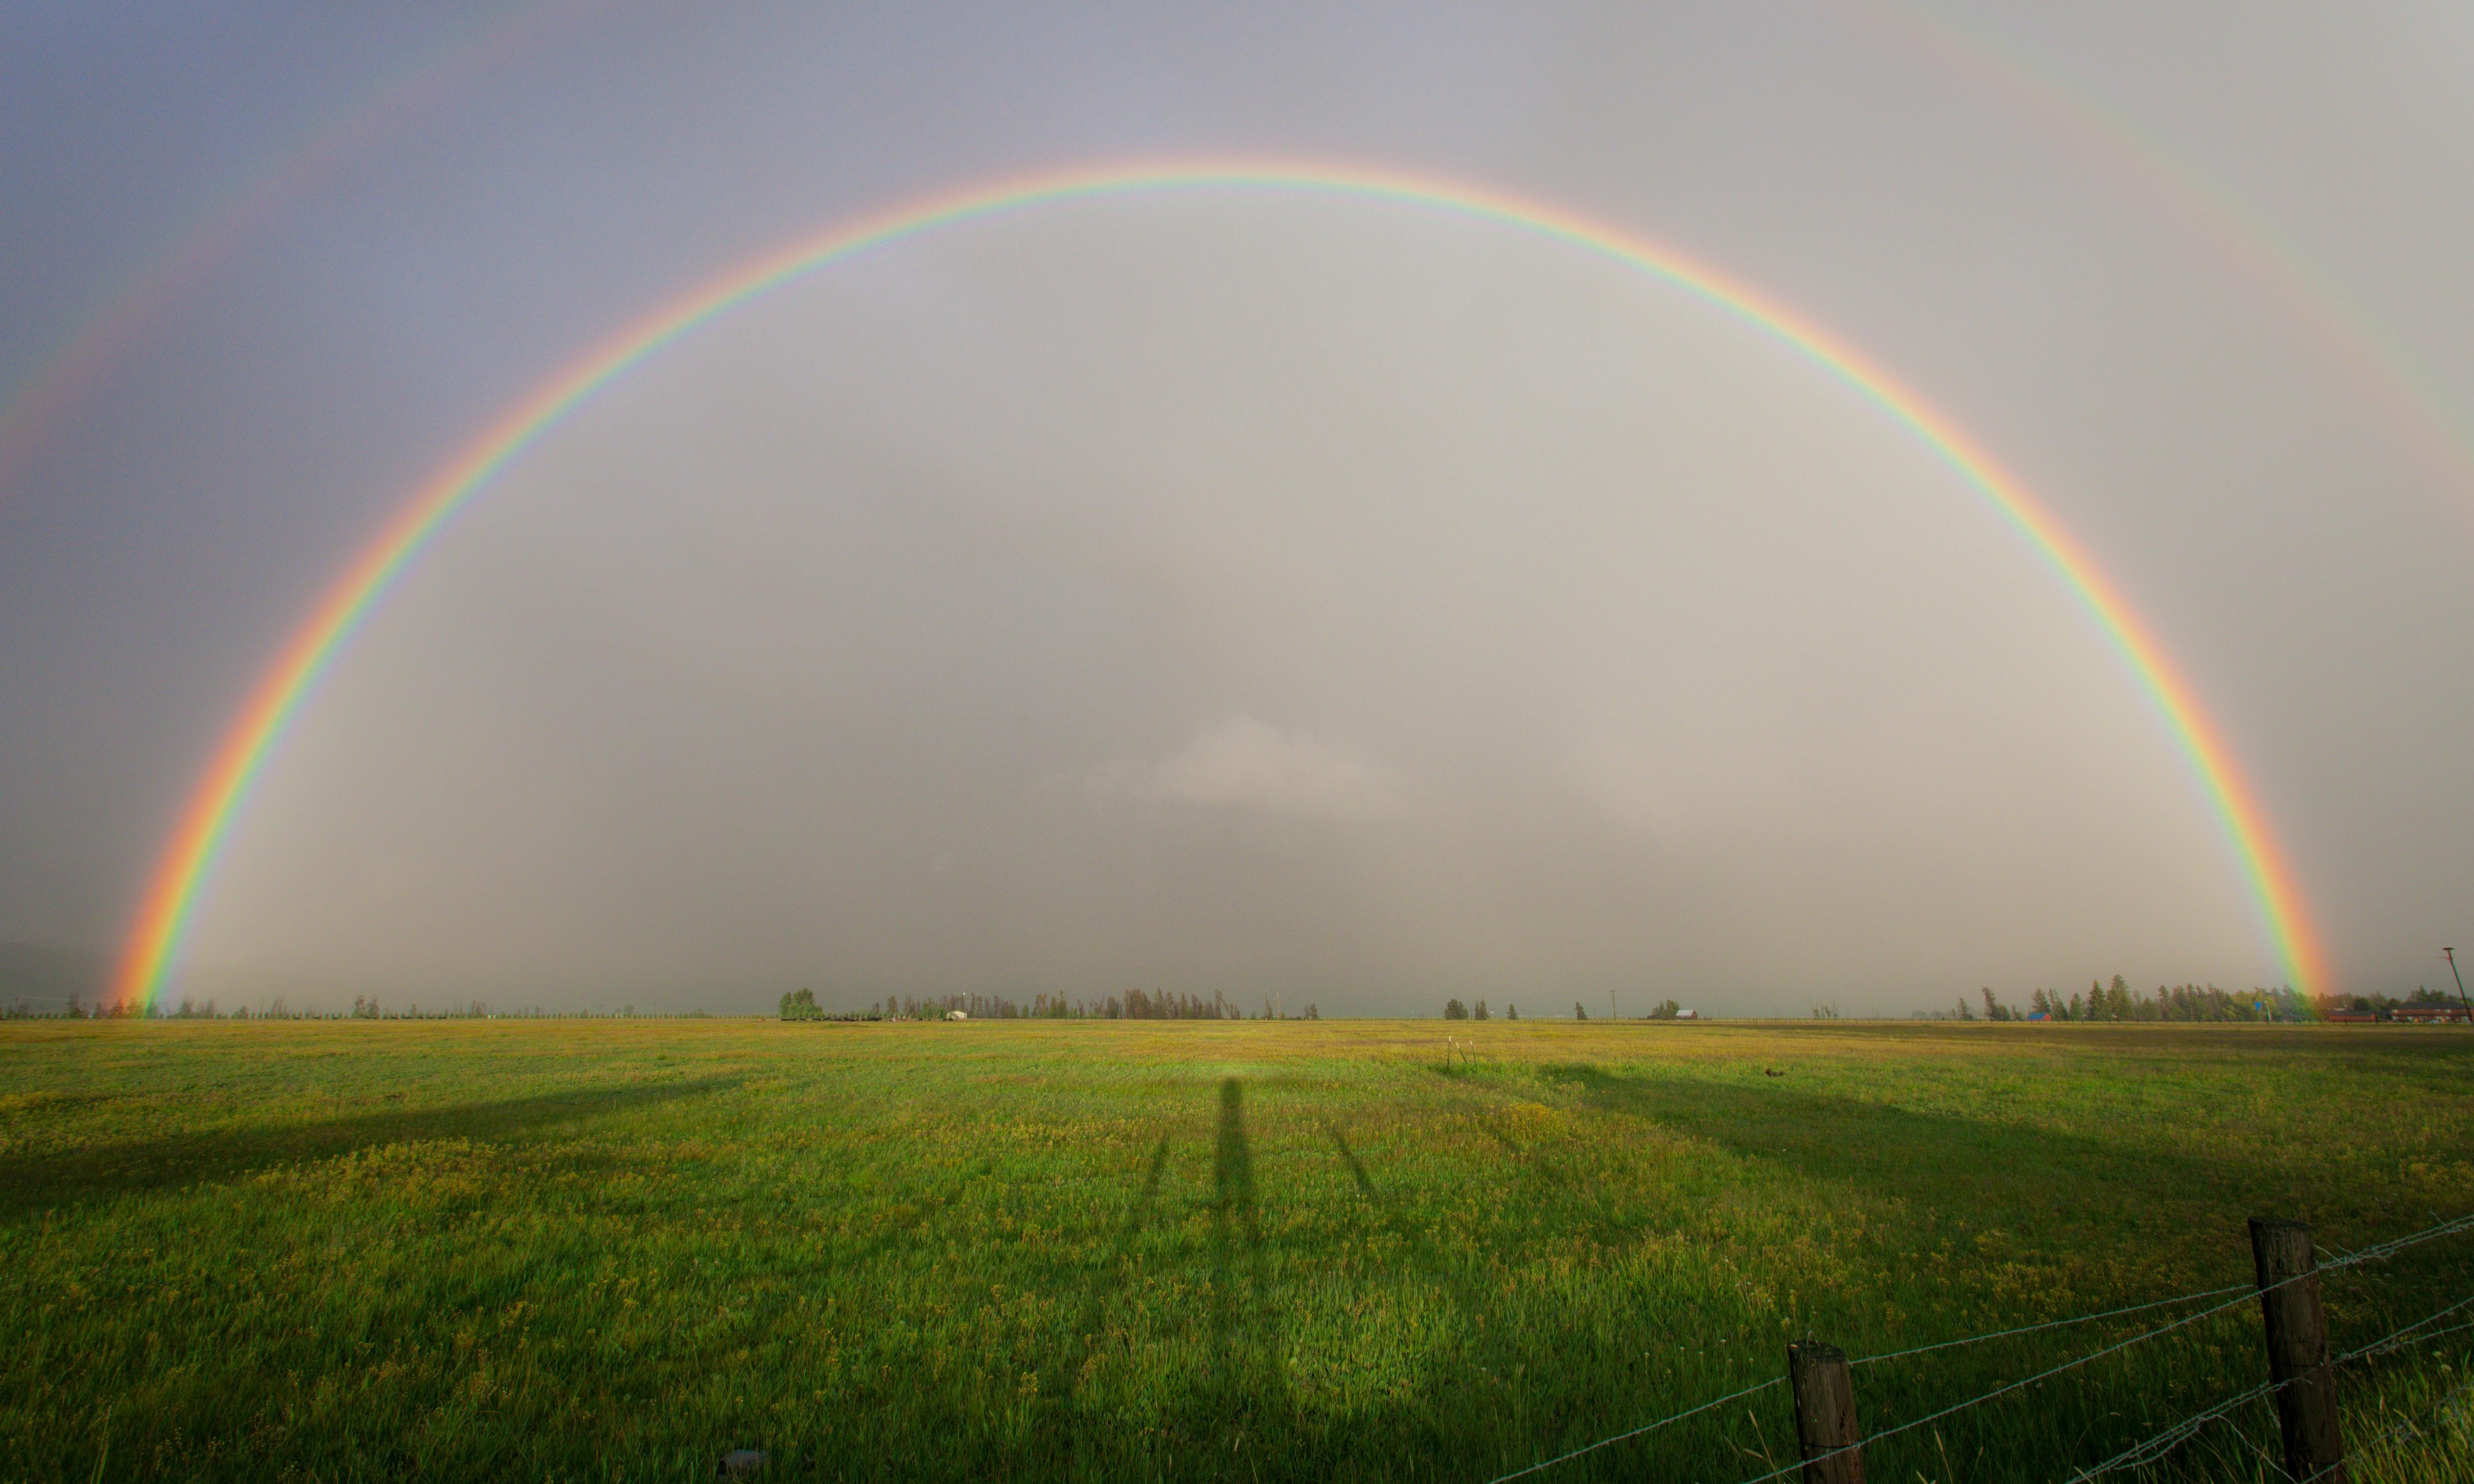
[1483,1209,2474,1484]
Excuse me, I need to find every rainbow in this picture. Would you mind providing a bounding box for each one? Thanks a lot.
[0,0,601,499]
[110,157,2330,1008]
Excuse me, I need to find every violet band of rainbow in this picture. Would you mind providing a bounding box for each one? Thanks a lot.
[110,157,2329,1007]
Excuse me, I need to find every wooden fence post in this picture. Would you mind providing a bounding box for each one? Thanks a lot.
[2250,1217,2346,1483]
[1787,1341,1865,1484]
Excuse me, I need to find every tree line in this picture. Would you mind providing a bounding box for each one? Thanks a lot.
[39,994,715,1020]
[837,989,1320,1021]
[1950,977,2466,1023]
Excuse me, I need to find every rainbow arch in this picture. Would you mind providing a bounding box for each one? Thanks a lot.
[110,156,2330,1007]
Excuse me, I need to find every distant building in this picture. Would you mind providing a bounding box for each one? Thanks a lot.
[2326,1008,2379,1024]
[2394,1004,2470,1024]
[1676,1009,1699,1020]
[948,1009,969,1020]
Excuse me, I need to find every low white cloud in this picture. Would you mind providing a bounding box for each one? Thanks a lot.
[1093,716,1411,821]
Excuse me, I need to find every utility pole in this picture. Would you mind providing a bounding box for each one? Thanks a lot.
[2447,948,2469,1018]
[1608,989,1618,1022]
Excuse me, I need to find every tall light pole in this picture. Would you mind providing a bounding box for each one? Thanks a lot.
[2447,948,2469,1019]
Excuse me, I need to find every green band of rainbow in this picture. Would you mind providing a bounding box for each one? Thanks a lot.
[112,156,2328,1007]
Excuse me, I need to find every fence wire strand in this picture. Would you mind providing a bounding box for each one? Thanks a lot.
[2338,1293,2474,1366]
[2071,1285,2474,1479]
[1483,1376,1785,1484]
[2069,1374,2286,1479]
[2320,1208,2474,1273]
[1485,1284,2245,1484]
[1852,1284,2252,1368]
[1739,1212,2474,1484]
[1724,1284,2281,1484]
[1487,1208,2474,1484]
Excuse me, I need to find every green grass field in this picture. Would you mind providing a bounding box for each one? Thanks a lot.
[3,1018,2470,1482]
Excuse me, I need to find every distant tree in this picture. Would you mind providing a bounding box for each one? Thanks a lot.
[779,987,821,1021]
[1505,1003,1518,1020]
[1444,998,1468,1020]
[1980,987,2012,1023]
[1305,1003,1320,1020]
[1649,998,1681,1020]
[1574,1001,1588,1021]
[1473,999,1490,1021]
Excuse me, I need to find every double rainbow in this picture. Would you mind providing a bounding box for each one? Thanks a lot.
[110,158,2328,1007]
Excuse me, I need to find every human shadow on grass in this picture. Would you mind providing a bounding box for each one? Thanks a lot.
[1142,1080,1297,1470]
[852,1082,1799,1484]
[0,1076,734,1222]
[1027,1080,1298,1478]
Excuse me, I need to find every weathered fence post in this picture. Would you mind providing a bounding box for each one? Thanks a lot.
[2249,1217,2346,1483]
[1786,1341,1865,1484]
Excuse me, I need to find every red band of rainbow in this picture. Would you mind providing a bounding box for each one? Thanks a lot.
[111,158,2328,1007]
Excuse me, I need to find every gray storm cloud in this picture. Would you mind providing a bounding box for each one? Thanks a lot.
[0,4,2469,1014]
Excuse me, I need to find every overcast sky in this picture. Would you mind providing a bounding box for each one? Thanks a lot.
[2,1,2470,1015]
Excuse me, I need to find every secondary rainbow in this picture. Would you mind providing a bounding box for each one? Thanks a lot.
[110,157,2331,1008]
[1872,0,2474,512]
[0,0,602,500]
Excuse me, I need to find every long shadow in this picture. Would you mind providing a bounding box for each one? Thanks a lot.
[1539,1061,2291,1229]
[1187,1079,1291,1461]
[1327,1125,1378,1201]
[1059,1136,1171,1382]
[0,1077,733,1221]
